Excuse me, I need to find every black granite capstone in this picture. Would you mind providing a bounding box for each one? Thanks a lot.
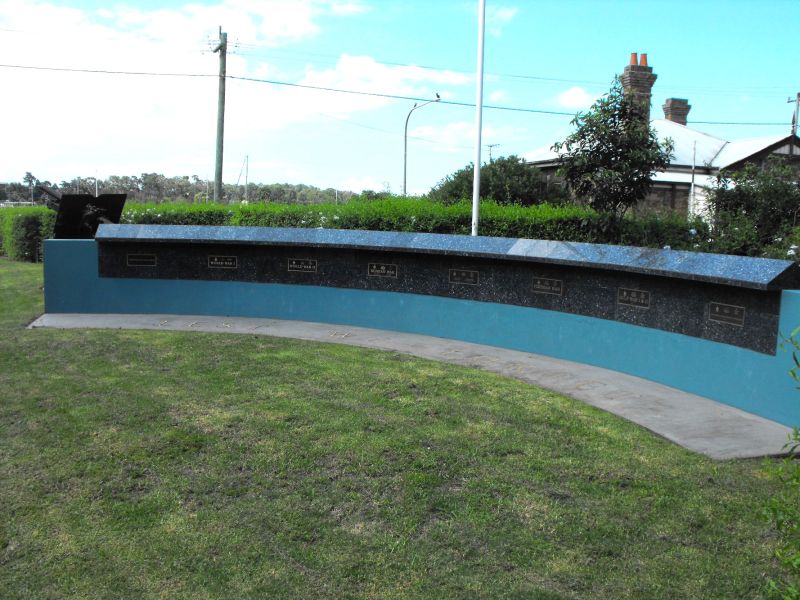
[96,225,800,355]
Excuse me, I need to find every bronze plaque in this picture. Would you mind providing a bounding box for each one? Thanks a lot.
[449,269,479,286]
[208,255,238,269]
[533,277,563,296]
[709,302,745,327]
[617,288,650,309]
[126,253,157,267]
[288,258,317,273]
[368,263,398,278]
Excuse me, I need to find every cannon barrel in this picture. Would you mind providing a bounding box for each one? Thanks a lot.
[36,186,62,211]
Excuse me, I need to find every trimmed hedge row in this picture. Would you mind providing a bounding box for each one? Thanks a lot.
[237,200,709,249]
[121,203,233,226]
[0,207,55,262]
[1,200,708,262]
[231,200,603,239]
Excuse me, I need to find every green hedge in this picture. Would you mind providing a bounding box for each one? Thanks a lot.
[231,199,707,249]
[0,200,710,263]
[0,210,6,255]
[231,200,604,240]
[0,207,55,261]
[120,203,233,226]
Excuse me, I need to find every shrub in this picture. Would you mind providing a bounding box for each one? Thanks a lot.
[754,226,800,262]
[428,156,560,206]
[0,207,55,262]
[620,213,710,251]
[0,210,6,256]
[121,203,233,226]
[706,159,800,256]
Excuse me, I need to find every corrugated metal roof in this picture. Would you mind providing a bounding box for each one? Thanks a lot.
[712,135,789,168]
[524,144,558,163]
[649,119,726,166]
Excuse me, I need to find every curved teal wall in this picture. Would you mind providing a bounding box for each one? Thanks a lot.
[44,239,800,427]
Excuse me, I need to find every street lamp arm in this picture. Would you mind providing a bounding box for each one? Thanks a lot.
[403,94,440,196]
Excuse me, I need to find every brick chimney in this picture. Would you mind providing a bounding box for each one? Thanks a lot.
[662,98,691,126]
[620,52,657,121]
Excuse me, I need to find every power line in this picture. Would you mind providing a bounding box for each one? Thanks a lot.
[689,120,789,126]
[318,112,473,150]
[227,73,575,116]
[0,63,213,78]
[0,62,574,116]
[0,62,791,126]
[4,27,791,95]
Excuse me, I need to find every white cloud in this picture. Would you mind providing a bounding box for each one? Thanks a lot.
[489,90,507,103]
[556,86,597,110]
[410,122,473,153]
[0,0,470,183]
[407,121,529,164]
[487,6,518,36]
[328,2,370,16]
[339,175,385,193]
[276,54,468,119]
[408,122,508,155]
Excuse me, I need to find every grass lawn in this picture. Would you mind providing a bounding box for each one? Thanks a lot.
[0,257,790,598]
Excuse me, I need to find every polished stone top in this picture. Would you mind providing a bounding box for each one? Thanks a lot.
[95,224,800,290]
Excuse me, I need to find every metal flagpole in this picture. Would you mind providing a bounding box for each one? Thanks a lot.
[471,0,486,236]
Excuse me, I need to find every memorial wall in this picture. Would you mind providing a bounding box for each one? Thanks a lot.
[96,225,798,355]
[42,225,800,426]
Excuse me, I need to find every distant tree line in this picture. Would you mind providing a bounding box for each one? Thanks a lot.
[0,172,355,205]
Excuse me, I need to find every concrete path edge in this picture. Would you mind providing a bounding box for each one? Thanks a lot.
[29,312,794,460]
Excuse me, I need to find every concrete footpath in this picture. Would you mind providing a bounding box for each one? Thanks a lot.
[30,313,795,460]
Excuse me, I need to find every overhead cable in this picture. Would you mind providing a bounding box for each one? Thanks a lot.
[0,63,790,126]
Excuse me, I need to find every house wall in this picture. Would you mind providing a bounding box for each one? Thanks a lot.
[637,183,690,215]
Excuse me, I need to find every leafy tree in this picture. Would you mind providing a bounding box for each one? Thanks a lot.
[552,78,673,219]
[23,172,38,188]
[704,158,800,257]
[428,155,560,206]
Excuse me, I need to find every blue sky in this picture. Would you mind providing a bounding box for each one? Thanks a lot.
[1,0,797,195]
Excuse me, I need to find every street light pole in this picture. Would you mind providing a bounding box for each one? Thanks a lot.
[403,93,440,196]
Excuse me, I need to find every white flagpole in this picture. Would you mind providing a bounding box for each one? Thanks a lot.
[471,0,486,237]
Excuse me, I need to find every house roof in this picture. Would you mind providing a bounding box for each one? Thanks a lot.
[527,118,794,174]
[650,119,789,169]
[649,119,726,166]
[712,135,793,168]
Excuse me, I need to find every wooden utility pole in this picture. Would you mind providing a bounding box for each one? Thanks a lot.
[213,27,227,203]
